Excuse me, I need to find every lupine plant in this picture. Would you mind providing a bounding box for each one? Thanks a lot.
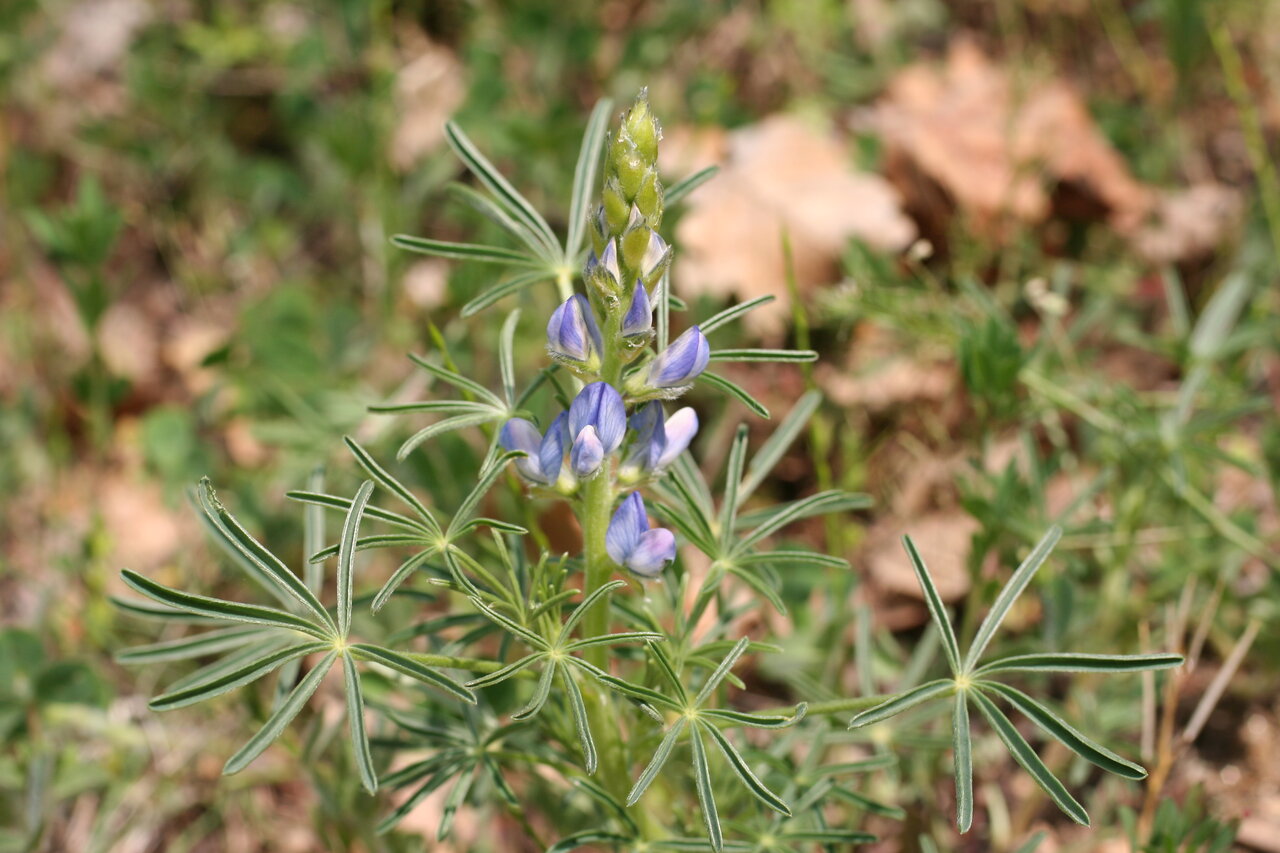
[116,94,1184,849]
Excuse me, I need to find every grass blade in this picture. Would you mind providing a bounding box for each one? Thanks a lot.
[963,526,1062,673]
[717,426,750,552]
[690,727,723,851]
[953,690,973,832]
[348,643,476,703]
[302,468,325,594]
[979,681,1147,779]
[626,718,687,805]
[708,349,818,363]
[342,655,377,793]
[698,372,770,418]
[561,668,598,773]
[197,480,335,632]
[336,481,374,638]
[737,390,820,502]
[902,535,962,676]
[448,451,523,538]
[117,625,265,664]
[461,269,551,317]
[700,722,791,816]
[699,295,776,336]
[372,549,438,613]
[343,436,441,536]
[975,652,1183,676]
[223,651,337,775]
[499,308,520,407]
[284,490,426,534]
[397,412,499,460]
[558,579,626,642]
[149,641,327,710]
[848,679,953,729]
[694,637,749,707]
[448,182,554,260]
[406,354,506,407]
[465,653,542,689]
[566,97,613,258]
[390,234,536,266]
[120,570,329,640]
[511,660,557,720]
[970,688,1090,826]
[665,165,719,206]
[444,121,560,255]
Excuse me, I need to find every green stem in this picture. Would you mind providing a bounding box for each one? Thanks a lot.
[555,267,574,302]
[402,652,522,674]
[763,694,890,718]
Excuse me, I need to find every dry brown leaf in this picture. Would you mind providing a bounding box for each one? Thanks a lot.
[871,37,1151,237]
[1131,183,1244,264]
[391,32,466,172]
[864,511,977,603]
[669,115,916,336]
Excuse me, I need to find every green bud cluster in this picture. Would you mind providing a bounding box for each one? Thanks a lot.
[592,91,668,296]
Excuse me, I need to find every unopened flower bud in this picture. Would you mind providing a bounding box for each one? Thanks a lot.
[546,294,603,368]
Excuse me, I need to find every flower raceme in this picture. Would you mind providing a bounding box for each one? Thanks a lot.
[606,491,676,577]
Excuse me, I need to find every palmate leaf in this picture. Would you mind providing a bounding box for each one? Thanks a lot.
[664,164,719,207]
[698,372,771,419]
[121,478,484,789]
[618,640,799,850]
[843,524,1182,830]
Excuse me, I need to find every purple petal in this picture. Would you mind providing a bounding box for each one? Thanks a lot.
[599,239,620,285]
[656,407,698,469]
[538,412,568,483]
[621,281,652,337]
[500,418,547,482]
[624,401,666,472]
[570,425,605,477]
[626,528,676,577]
[648,326,710,387]
[569,382,626,454]
[547,294,601,361]
[640,232,669,277]
[606,491,647,565]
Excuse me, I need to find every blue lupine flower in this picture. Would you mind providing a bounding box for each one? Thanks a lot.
[570,425,605,477]
[621,281,652,338]
[585,239,621,295]
[639,231,671,283]
[567,382,625,477]
[606,492,676,578]
[499,413,569,486]
[646,325,710,388]
[621,402,699,479]
[547,294,603,365]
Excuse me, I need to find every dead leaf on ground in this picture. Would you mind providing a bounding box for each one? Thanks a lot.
[867,37,1241,263]
[869,37,1148,235]
[864,511,977,604]
[1131,184,1244,264]
[667,114,917,337]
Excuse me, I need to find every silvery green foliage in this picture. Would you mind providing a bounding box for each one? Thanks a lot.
[115,94,1181,850]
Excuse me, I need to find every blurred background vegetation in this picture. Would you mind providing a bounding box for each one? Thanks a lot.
[1,0,1278,850]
